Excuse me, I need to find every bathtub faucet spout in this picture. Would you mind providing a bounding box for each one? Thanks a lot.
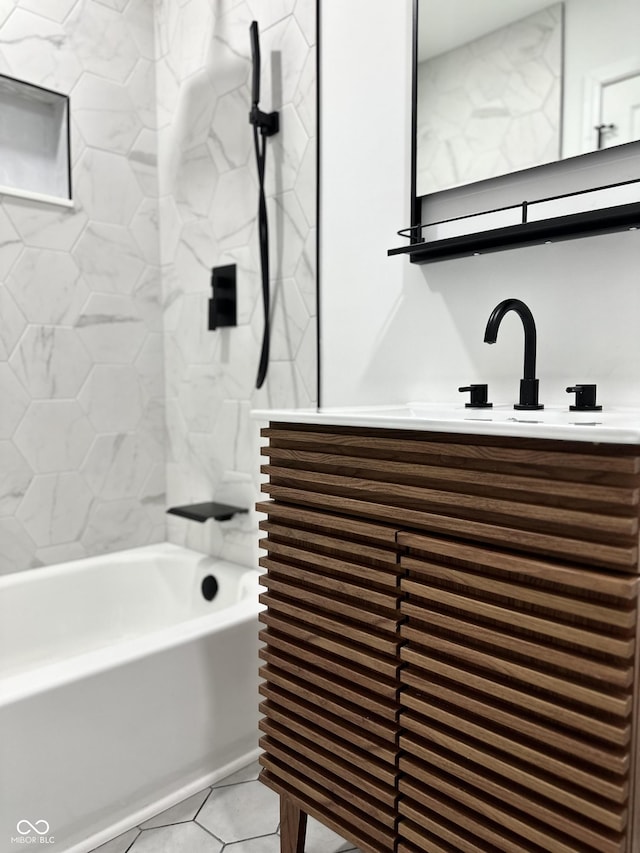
[167,502,248,523]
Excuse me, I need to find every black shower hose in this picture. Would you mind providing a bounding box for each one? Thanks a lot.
[254,123,270,389]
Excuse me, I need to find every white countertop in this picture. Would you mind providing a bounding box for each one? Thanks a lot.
[252,403,640,445]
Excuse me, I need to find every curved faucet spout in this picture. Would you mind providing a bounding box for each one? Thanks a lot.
[484,298,543,409]
[484,298,537,380]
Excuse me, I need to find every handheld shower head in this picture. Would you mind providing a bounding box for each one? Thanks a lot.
[249,20,260,106]
[248,21,278,136]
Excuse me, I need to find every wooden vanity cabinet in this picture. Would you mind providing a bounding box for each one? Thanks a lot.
[258,422,640,853]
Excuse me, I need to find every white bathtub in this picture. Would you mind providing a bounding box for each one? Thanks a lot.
[0,543,263,853]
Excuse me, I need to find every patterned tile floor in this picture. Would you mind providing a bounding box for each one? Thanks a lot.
[91,761,362,853]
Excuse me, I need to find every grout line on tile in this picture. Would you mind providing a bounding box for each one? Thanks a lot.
[192,792,211,824]
[212,773,261,790]
[218,830,280,849]
[190,786,213,825]
[123,831,141,853]
[193,818,225,845]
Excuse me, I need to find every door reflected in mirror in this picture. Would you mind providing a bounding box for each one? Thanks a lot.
[416,0,640,197]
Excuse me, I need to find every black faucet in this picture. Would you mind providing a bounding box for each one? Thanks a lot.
[484,298,543,410]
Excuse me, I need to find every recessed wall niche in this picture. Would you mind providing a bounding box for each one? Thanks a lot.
[0,74,71,207]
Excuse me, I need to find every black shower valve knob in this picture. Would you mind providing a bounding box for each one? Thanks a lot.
[566,384,602,411]
[458,384,492,408]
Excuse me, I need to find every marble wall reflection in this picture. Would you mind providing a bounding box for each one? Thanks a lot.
[416,3,562,195]
[0,0,316,573]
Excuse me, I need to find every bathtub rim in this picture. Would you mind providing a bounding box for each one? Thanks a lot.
[0,541,231,590]
[0,542,264,706]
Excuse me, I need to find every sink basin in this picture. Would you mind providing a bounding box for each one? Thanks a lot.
[253,403,640,444]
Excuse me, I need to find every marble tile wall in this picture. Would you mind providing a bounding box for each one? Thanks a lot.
[0,0,165,574]
[0,0,316,573]
[416,3,562,195]
[155,0,317,567]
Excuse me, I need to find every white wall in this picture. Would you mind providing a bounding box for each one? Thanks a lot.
[320,0,640,411]
[319,0,413,405]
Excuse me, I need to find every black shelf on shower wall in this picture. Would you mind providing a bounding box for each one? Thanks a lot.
[167,502,248,522]
[388,200,640,264]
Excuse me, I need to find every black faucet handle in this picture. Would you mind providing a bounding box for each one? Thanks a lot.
[566,384,602,411]
[459,384,492,409]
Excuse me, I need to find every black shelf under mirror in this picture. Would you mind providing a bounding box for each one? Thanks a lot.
[388,198,640,264]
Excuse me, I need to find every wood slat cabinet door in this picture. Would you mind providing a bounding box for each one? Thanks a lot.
[256,499,403,853]
[396,531,640,853]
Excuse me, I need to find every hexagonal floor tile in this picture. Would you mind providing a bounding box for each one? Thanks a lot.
[140,788,210,830]
[129,822,222,853]
[301,816,361,852]
[222,836,281,853]
[90,827,140,853]
[196,780,279,843]
[85,762,365,853]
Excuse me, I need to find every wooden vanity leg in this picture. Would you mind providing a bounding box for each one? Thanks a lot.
[280,793,307,853]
